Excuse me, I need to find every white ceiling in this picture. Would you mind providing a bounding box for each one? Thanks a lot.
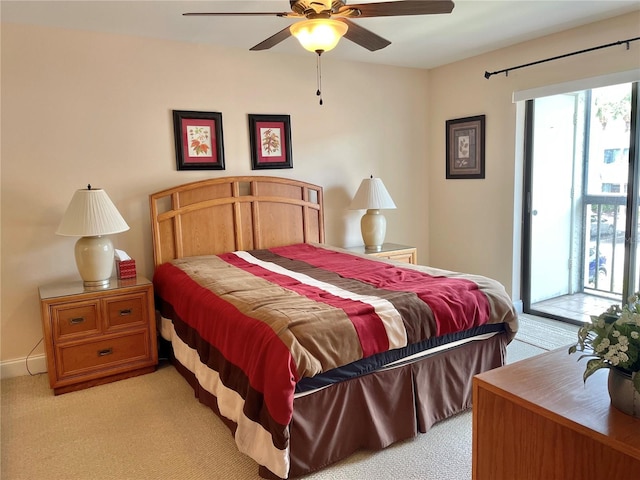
[2,1,639,69]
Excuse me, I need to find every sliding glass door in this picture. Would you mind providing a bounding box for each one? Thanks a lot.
[523,82,639,324]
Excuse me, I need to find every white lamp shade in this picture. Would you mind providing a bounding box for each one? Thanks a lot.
[56,187,129,237]
[349,177,397,211]
[56,186,129,287]
[290,19,348,53]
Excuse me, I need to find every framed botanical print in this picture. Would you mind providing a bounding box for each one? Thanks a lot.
[248,114,293,170]
[446,115,485,179]
[173,110,225,170]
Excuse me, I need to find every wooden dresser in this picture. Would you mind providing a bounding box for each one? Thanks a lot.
[473,347,640,480]
[39,276,158,395]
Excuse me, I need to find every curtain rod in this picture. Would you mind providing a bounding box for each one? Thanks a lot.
[484,36,640,79]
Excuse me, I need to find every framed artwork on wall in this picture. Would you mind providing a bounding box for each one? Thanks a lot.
[248,114,293,170]
[445,115,485,179]
[173,110,225,170]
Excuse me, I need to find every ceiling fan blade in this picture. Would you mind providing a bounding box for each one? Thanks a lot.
[250,26,293,51]
[183,12,298,18]
[337,18,391,52]
[339,0,454,18]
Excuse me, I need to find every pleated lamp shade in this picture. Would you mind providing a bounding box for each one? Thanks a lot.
[349,177,397,211]
[57,186,129,287]
[56,187,129,237]
[349,177,396,252]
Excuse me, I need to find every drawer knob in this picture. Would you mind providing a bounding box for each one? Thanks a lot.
[69,317,85,325]
[97,348,113,357]
[119,309,133,316]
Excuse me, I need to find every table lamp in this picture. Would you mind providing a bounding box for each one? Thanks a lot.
[56,185,130,287]
[349,176,397,252]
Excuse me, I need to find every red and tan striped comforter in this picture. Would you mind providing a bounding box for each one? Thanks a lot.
[153,243,517,478]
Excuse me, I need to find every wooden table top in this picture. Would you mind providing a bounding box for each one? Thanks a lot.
[474,347,640,458]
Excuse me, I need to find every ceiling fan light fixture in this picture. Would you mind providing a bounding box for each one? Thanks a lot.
[290,19,348,53]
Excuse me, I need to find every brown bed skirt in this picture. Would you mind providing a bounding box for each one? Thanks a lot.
[171,332,508,479]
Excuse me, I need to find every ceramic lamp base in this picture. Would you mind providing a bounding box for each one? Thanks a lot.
[361,209,386,252]
[74,235,114,287]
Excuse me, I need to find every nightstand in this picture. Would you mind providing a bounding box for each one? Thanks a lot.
[346,243,417,264]
[39,276,158,395]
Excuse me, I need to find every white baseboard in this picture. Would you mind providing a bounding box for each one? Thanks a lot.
[0,354,48,379]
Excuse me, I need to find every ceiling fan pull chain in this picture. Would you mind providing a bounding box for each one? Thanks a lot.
[316,50,323,106]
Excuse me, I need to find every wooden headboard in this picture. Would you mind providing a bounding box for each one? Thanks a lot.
[149,176,325,267]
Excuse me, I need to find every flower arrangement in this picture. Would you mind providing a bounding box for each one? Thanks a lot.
[569,293,640,395]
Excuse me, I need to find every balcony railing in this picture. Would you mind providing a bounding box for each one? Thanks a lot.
[586,196,626,296]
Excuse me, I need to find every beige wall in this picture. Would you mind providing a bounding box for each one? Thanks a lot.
[2,11,640,370]
[0,23,430,365]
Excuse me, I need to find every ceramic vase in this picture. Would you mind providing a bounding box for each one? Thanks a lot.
[608,368,640,418]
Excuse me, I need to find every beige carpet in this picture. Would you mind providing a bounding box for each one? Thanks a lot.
[1,318,565,480]
[517,313,579,351]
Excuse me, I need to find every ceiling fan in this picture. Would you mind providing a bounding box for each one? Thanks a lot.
[184,0,455,54]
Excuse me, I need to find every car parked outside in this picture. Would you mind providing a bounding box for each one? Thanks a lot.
[588,247,607,286]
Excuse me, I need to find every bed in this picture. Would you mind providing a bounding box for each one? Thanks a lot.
[149,176,518,479]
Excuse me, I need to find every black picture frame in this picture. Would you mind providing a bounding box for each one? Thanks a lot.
[248,114,293,170]
[446,115,485,179]
[173,110,225,170]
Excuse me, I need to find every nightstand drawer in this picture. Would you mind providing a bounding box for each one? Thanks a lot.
[346,243,417,265]
[54,301,100,339]
[57,331,150,378]
[105,294,147,329]
[382,251,415,263]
